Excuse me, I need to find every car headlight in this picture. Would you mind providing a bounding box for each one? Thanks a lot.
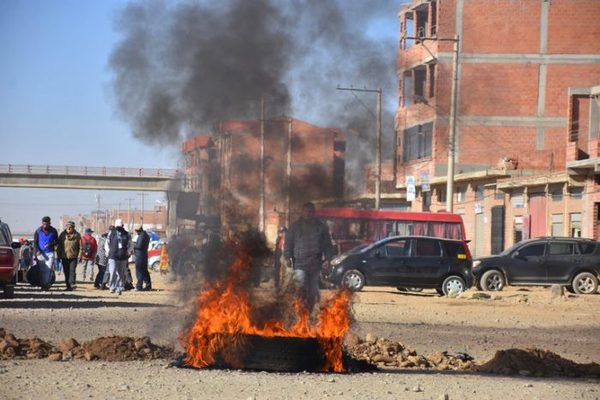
[472,260,481,269]
[331,254,348,266]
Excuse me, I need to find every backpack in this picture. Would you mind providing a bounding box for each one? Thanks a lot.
[82,238,94,258]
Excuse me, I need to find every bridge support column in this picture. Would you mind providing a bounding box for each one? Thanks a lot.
[166,191,180,238]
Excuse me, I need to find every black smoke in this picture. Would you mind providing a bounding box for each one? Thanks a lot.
[109,0,406,194]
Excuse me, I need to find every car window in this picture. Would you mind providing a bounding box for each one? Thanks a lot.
[517,243,545,257]
[0,224,11,246]
[444,241,468,258]
[548,242,574,256]
[415,239,441,257]
[578,242,596,255]
[383,239,410,257]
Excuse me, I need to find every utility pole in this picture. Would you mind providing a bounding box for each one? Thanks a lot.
[125,198,134,231]
[259,96,266,232]
[286,117,293,228]
[137,192,148,227]
[403,34,460,213]
[95,194,101,233]
[336,86,383,210]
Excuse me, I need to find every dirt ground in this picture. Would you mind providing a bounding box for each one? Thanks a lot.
[1,271,599,400]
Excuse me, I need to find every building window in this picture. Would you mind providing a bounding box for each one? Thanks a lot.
[403,71,413,107]
[551,214,563,236]
[551,188,563,202]
[422,191,431,212]
[475,185,485,202]
[403,12,414,49]
[511,191,524,208]
[514,219,523,243]
[428,64,436,98]
[430,1,437,35]
[570,213,582,237]
[437,187,446,205]
[456,187,465,203]
[569,187,584,199]
[415,6,428,41]
[414,67,426,101]
[403,122,432,162]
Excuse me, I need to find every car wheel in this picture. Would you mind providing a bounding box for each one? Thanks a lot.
[480,270,505,292]
[441,275,466,296]
[151,261,160,272]
[571,272,598,295]
[341,270,365,292]
[3,284,15,299]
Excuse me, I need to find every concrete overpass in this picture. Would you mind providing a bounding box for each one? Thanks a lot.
[0,164,187,236]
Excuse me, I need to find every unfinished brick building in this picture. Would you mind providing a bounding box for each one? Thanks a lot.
[182,117,345,242]
[394,0,600,255]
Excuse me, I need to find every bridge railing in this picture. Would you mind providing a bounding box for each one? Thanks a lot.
[0,164,181,179]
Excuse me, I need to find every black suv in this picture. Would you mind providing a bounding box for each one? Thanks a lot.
[323,236,473,295]
[473,237,600,294]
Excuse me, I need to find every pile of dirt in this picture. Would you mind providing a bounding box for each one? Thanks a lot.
[344,333,474,371]
[0,328,173,362]
[476,348,600,378]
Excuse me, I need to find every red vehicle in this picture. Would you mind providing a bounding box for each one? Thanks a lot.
[316,208,467,255]
[0,220,21,298]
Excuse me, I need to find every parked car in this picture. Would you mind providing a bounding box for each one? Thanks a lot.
[473,237,600,294]
[0,220,21,298]
[323,236,473,295]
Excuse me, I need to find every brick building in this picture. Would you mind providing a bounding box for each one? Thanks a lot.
[392,0,600,256]
[182,117,345,242]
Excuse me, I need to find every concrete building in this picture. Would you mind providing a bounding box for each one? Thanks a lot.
[392,0,600,256]
[182,117,345,243]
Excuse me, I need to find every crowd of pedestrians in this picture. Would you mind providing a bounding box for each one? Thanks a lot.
[22,216,152,294]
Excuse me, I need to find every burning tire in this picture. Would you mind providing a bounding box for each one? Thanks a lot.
[221,335,325,373]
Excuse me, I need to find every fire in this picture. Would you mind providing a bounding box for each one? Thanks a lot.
[181,236,353,372]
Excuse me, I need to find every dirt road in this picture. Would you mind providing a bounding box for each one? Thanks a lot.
[1,273,599,399]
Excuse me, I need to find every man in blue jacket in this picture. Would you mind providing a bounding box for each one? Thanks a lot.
[33,216,59,288]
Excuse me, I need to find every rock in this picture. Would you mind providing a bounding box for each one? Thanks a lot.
[471,292,491,300]
[412,385,423,392]
[439,394,450,400]
[428,352,445,365]
[48,353,62,362]
[344,333,360,348]
[57,338,79,353]
[0,339,9,353]
[0,328,6,338]
[550,284,564,298]
[365,333,378,344]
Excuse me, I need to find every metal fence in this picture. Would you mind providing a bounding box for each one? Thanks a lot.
[0,164,181,178]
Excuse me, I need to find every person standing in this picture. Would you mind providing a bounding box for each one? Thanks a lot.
[284,202,333,314]
[133,225,152,291]
[33,216,59,289]
[56,221,82,291]
[94,232,109,289]
[19,239,34,280]
[105,219,132,295]
[80,228,98,282]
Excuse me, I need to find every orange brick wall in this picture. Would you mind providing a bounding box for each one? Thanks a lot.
[461,0,540,54]
[544,65,600,116]
[547,0,600,54]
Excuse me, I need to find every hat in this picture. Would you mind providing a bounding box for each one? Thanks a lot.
[67,221,76,227]
[114,219,124,227]
[135,225,143,232]
[85,228,94,234]
[42,216,51,223]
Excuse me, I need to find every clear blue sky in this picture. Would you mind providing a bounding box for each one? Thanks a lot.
[0,0,175,234]
[0,0,403,235]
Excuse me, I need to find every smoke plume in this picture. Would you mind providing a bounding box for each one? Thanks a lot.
[110,0,404,193]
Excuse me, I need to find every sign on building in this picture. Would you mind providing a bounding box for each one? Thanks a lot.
[420,170,430,192]
[406,175,416,202]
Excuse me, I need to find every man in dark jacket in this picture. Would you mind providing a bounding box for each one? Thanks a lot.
[284,202,333,313]
[56,221,82,291]
[134,225,152,291]
[105,219,132,295]
[33,216,59,289]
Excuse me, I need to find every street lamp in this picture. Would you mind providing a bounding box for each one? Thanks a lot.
[336,86,383,210]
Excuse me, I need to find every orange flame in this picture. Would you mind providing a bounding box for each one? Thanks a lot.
[181,240,352,372]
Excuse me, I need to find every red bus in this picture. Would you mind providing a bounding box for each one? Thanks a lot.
[316,208,467,254]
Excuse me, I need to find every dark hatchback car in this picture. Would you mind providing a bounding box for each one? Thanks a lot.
[324,236,473,295]
[473,237,600,294]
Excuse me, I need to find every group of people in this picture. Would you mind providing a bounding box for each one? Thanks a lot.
[28,216,152,294]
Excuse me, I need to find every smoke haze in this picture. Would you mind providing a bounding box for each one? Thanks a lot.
[109,0,405,193]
